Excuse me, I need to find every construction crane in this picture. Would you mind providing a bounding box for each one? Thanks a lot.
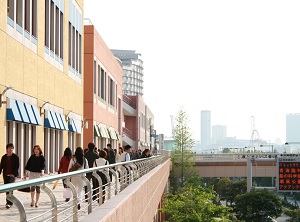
[248,116,261,152]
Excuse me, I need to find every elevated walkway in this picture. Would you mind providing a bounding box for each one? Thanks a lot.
[0,155,170,222]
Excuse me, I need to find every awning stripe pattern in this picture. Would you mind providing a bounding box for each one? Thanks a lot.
[44,111,69,130]
[94,125,100,137]
[68,119,81,134]
[99,126,110,138]
[6,98,42,125]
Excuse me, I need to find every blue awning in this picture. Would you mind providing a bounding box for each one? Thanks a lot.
[44,110,55,128]
[24,103,37,125]
[31,105,43,125]
[6,99,22,122]
[68,119,82,134]
[7,99,42,125]
[16,101,30,123]
[73,119,81,134]
[54,112,63,129]
[50,111,61,129]
[68,119,77,132]
[59,114,68,130]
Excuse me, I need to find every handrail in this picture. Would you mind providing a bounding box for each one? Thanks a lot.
[0,156,159,193]
[0,155,165,222]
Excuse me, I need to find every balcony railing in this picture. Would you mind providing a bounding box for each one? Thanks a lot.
[0,155,164,222]
[123,127,134,140]
[122,95,136,109]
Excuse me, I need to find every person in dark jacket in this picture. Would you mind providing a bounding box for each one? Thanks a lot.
[25,145,46,208]
[141,149,151,158]
[84,142,99,201]
[0,143,19,209]
[105,144,115,164]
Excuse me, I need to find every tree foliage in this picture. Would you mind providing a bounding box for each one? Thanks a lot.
[170,108,196,192]
[234,190,283,222]
[161,184,233,222]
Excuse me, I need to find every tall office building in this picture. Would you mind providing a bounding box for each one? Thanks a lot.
[286,113,300,143]
[201,110,211,148]
[111,49,144,96]
[212,125,227,144]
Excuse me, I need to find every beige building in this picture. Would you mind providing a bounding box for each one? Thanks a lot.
[0,0,84,178]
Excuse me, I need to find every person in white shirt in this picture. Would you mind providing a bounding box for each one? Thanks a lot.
[121,145,131,162]
[68,147,88,209]
[93,150,108,203]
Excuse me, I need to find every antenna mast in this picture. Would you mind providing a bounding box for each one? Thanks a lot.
[249,116,261,152]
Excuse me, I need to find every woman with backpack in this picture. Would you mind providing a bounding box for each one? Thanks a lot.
[68,147,88,209]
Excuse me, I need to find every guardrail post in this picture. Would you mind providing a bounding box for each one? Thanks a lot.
[65,180,78,222]
[92,171,103,205]
[41,183,57,222]
[7,191,27,222]
[81,175,92,214]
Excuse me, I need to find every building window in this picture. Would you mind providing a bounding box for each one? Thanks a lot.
[108,77,115,107]
[32,0,37,38]
[68,0,82,77]
[101,68,106,100]
[45,0,49,47]
[59,11,63,59]
[7,0,37,46]
[98,65,101,98]
[25,0,30,33]
[68,22,71,66]
[45,0,64,61]
[7,0,15,23]
[55,5,59,56]
[16,0,23,30]
[94,60,97,94]
[50,1,54,52]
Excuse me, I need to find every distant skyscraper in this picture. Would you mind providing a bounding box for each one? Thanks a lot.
[212,125,227,144]
[201,110,211,148]
[286,113,300,143]
[111,49,144,96]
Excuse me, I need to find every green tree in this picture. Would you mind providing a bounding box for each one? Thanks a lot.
[226,180,247,206]
[214,178,232,203]
[161,185,232,222]
[284,208,300,221]
[170,108,196,192]
[234,190,283,222]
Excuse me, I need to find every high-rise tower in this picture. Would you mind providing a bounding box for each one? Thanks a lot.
[286,113,300,143]
[111,49,144,96]
[201,110,211,149]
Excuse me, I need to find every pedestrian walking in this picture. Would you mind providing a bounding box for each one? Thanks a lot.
[68,147,88,210]
[84,142,99,201]
[58,147,72,201]
[25,145,46,208]
[0,143,20,209]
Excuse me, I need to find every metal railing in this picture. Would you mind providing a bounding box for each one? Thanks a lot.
[194,153,279,162]
[0,155,164,222]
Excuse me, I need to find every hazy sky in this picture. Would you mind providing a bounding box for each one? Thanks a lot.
[84,1,300,143]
